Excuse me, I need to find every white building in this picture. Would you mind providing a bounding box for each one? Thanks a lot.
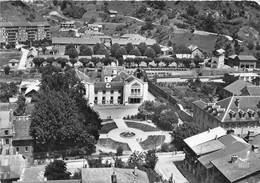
[230,72,260,83]
[76,67,148,106]
[211,49,225,68]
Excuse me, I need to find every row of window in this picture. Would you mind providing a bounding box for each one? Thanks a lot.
[95,96,121,101]
[16,147,29,152]
[95,90,121,94]
[131,89,141,95]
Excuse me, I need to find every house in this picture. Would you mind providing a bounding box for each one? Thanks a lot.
[76,66,148,106]
[211,49,225,68]
[221,79,252,98]
[12,116,33,159]
[112,34,156,47]
[235,55,258,70]
[175,54,192,59]
[188,45,205,59]
[184,127,260,183]
[52,37,101,55]
[8,59,19,69]
[81,167,149,183]
[193,96,260,135]
[241,85,260,96]
[87,24,103,32]
[60,21,75,29]
[108,10,118,17]
[230,72,260,83]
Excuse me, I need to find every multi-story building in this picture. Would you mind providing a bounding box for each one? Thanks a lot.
[75,66,148,106]
[184,127,260,183]
[0,22,51,46]
[230,72,260,83]
[210,49,225,68]
[193,96,260,136]
[60,21,75,29]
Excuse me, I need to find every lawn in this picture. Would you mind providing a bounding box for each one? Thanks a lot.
[99,122,118,134]
[140,135,166,150]
[125,122,159,132]
[98,138,131,151]
[0,51,21,68]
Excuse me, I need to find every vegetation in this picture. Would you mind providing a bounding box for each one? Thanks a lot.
[97,138,131,151]
[44,160,71,180]
[140,135,166,150]
[0,82,18,102]
[14,95,26,116]
[100,122,118,134]
[125,122,159,132]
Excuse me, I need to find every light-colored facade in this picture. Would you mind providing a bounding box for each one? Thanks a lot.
[60,21,75,29]
[76,67,148,106]
[211,49,225,68]
[193,96,260,136]
[230,72,259,83]
[0,22,50,45]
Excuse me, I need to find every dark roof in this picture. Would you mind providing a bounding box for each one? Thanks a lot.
[223,79,252,96]
[75,69,91,83]
[125,76,136,83]
[82,167,149,183]
[237,55,258,61]
[52,37,100,45]
[193,96,260,123]
[198,141,248,169]
[13,117,33,140]
[102,66,124,77]
[218,134,240,146]
[94,82,123,90]
[0,22,49,27]
[112,71,130,82]
[14,181,79,183]
[211,148,260,182]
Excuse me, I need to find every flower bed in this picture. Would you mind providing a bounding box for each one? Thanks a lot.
[125,122,159,132]
[100,122,118,134]
[98,138,131,151]
[140,135,166,150]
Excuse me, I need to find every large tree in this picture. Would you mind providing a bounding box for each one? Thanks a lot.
[32,57,45,67]
[151,43,161,55]
[110,43,121,57]
[144,47,156,58]
[138,42,148,56]
[93,43,101,55]
[144,150,158,169]
[129,48,141,56]
[67,47,78,59]
[125,43,134,54]
[158,109,178,130]
[0,82,18,102]
[44,160,71,180]
[172,122,201,150]
[79,45,93,56]
[115,47,127,59]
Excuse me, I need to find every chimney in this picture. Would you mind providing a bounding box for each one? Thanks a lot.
[111,171,117,183]
[235,98,240,108]
[248,130,255,137]
[252,145,259,153]
[231,155,238,163]
[133,166,138,176]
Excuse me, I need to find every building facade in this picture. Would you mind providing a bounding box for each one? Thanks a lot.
[0,22,51,45]
[193,96,260,136]
[211,49,225,68]
[76,67,148,106]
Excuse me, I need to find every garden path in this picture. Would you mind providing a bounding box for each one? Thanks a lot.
[113,119,144,152]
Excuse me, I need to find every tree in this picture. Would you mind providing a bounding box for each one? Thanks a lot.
[4,65,10,75]
[97,46,109,57]
[46,57,55,65]
[125,43,134,54]
[69,58,77,67]
[129,48,141,56]
[79,58,90,67]
[151,43,161,55]
[116,146,123,156]
[79,45,93,56]
[138,42,148,56]
[223,73,239,86]
[32,57,45,67]
[14,95,26,116]
[187,5,198,16]
[110,43,121,57]
[256,42,260,51]
[158,109,178,130]
[56,58,68,68]
[127,151,145,168]
[247,42,254,50]
[93,43,101,54]
[161,143,169,152]
[172,122,201,150]
[134,58,142,67]
[115,47,127,59]
[67,47,78,59]
[144,150,158,169]
[44,160,71,180]
[65,44,76,55]
[71,169,81,179]
[173,45,191,54]
[0,82,18,102]
[144,47,156,58]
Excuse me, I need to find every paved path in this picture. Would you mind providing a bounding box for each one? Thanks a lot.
[114,118,128,129]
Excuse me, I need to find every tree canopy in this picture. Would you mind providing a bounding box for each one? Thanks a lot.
[110,43,121,57]
[44,160,71,180]
[151,43,161,55]
[115,47,127,59]
[129,48,141,56]
[138,42,148,56]
[144,47,156,58]
[125,43,134,54]
[79,45,93,56]
[0,82,18,102]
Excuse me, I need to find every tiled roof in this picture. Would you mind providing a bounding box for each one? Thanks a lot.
[75,69,91,83]
[82,167,149,183]
[112,37,156,46]
[52,37,100,45]
[211,147,260,182]
[244,86,260,96]
[223,79,252,96]
[94,82,123,90]
[13,117,33,140]
[237,55,258,61]
[8,59,19,63]
[198,141,248,169]
[184,127,227,148]
[0,22,49,27]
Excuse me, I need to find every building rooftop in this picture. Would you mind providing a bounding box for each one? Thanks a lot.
[52,37,100,45]
[0,21,49,27]
[242,85,260,96]
[223,79,252,96]
[13,116,33,140]
[81,167,149,183]
[193,96,260,123]
[94,82,123,90]
[211,148,260,182]
[0,110,12,129]
[75,69,91,83]
[190,139,225,156]
[184,127,227,148]
[237,55,258,61]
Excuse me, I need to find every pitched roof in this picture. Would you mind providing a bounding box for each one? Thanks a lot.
[244,86,260,96]
[8,59,19,63]
[0,22,49,27]
[184,127,227,148]
[75,69,91,83]
[198,141,248,169]
[190,139,225,156]
[52,37,100,45]
[237,55,258,61]
[211,148,260,182]
[102,66,124,77]
[94,82,123,90]
[13,117,33,140]
[82,167,149,183]
[223,79,252,96]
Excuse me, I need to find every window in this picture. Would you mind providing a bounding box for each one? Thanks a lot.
[25,147,28,152]
[118,90,121,93]
[103,90,106,94]
[95,97,98,101]
[5,139,9,145]
[16,147,19,152]
[111,90,114,94]
[95,90,98,94]
[4,130,8,135]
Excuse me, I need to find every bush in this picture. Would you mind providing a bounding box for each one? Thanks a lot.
[116,146,123,156]
[161,143,169,152]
